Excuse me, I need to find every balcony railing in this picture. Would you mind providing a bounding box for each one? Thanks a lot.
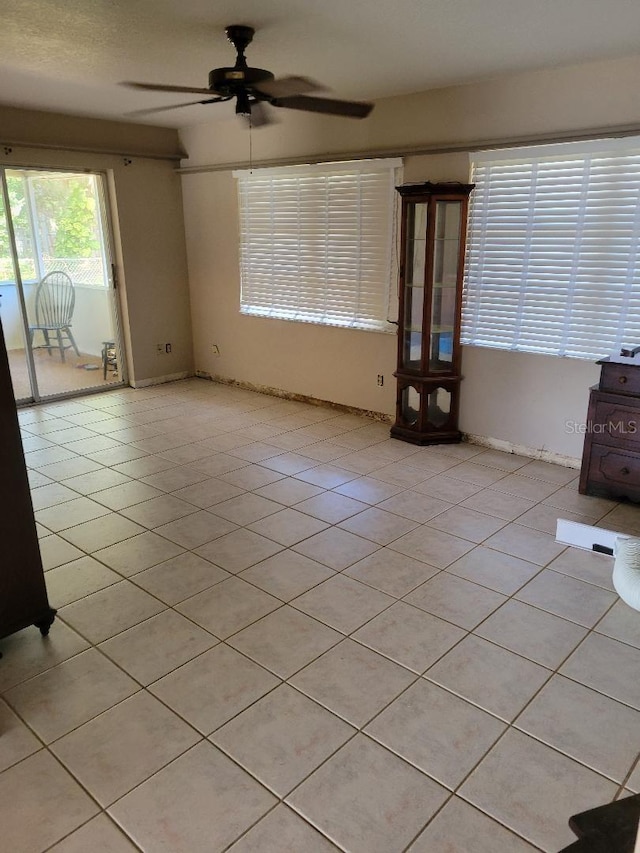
[0,256,106,287]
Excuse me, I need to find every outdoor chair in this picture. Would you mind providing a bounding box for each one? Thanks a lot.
[28,271,80,362]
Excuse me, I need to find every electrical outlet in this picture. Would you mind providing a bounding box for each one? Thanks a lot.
[377,374,384,386]
[165,343,172,354]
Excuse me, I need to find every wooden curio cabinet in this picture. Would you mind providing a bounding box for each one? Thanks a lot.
[391,182,474,445]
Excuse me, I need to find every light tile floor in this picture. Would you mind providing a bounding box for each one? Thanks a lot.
[2,378,640,852]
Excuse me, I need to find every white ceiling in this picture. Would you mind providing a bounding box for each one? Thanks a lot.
[2,0,640,128]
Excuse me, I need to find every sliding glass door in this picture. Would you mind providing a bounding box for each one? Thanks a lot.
[0,167,125,404]
[0,176,34,403]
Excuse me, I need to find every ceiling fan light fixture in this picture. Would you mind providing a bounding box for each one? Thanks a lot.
[235,89,251,117]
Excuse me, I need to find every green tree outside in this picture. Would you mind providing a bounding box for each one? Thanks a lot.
[50,181,99,258]
[0,173,101,281]
[0,175,36,280]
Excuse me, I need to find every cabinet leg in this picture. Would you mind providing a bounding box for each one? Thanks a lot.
[34,608,57,636]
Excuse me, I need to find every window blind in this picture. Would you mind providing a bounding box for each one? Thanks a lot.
[234,159,401,332]
[463,139,640,359]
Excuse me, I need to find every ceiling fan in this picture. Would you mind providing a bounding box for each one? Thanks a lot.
[123,25,374,125]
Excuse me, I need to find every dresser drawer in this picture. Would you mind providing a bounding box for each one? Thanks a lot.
[591,398,640,446]
[599,361,640,395]
[587,444,640,499]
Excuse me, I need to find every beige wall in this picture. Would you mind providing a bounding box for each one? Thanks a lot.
[0,104,184,160]
[460,348,600,460]
[179,54,640,461]
[105,157,192,382]
[181,169,397,414]
[0,107,192,386]
[180,54,640,169]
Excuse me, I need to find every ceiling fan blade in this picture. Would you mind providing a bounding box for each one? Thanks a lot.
[122,81,214,96]
[252,76,323,99]
[271,94,374,119]
[125,97,231,117]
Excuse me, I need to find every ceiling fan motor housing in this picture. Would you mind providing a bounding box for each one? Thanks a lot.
[210,24,274,98]
[208,66,274,97]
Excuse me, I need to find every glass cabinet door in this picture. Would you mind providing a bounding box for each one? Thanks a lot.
[400,384,421,426]
[401,202,427,370]
[426,386,452,428]
[429,200,461,372]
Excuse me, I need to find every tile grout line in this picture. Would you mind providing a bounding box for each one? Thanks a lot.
[8,382,639,852]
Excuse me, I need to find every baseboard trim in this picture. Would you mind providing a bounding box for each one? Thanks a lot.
[194,373,581,467]
[131,371,192,388]
[198,372,393,424]
[463,432,581,469]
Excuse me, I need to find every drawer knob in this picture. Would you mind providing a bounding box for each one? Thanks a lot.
[621,467,631,475]
[619,375,628,384]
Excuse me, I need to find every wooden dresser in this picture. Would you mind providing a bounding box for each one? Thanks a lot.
[579,358,640,501]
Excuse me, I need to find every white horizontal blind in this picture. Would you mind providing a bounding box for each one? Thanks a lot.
[235,159,401,331]
[463,139,640,359]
